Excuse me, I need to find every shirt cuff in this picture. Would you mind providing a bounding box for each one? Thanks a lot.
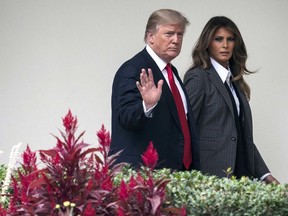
[260,173,271,181]
[143,101,157,118]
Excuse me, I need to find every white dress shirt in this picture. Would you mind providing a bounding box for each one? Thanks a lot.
[210,58,240,115]
[143,45,188,117]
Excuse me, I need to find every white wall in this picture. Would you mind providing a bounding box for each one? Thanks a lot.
[0,0,287,183]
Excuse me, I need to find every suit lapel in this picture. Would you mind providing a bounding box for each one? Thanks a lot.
[160,66,182,131]
[162,82,182,130]
[207,67,235,117]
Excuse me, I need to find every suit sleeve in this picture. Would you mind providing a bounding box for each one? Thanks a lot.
[113,64,148,131]
[254,146,270,178]
[240,92,270,178]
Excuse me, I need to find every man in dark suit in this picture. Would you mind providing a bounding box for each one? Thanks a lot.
[110,9,199,171]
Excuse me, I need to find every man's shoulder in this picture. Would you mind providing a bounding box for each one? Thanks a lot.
[113,49,149,79]
[128,49,147,63]
[119,48,143,64]
[120,48,154,70]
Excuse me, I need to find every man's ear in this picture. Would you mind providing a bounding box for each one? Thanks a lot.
[147,32,154,44]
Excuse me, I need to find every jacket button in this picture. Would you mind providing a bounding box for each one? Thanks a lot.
[231,137,236,141]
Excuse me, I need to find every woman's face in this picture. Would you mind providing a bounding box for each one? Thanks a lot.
[208,27,235,68]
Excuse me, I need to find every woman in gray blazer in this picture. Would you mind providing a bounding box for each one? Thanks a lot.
[184,16,279,183]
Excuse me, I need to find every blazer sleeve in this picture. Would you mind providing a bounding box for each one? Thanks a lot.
[113,64,148,131]
[254,146,270,178]
[239,87,270,178]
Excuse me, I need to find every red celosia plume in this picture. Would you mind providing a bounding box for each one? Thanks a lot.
[141,141,158,169]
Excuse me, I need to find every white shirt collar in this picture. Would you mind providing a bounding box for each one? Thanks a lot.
[210,57,232,83]
[146,45,167,71]
[145,45,188,114]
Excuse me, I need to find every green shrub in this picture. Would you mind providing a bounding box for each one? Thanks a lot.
[116,168,288,216]
[167,171,288,215]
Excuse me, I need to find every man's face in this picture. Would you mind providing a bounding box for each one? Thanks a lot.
[148,24,185,63]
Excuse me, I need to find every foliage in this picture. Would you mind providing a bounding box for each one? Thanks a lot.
[114,142,186,215]
[0,110,184,216]
[0,165,6,186]
[117,168,288,216]
[168,171,288,215]
[0,164,10,208]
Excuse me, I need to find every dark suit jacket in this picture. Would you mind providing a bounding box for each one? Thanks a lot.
[110,48,199,170]
[184,66,270,178]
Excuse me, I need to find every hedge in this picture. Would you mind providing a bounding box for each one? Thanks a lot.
[116,167,288,216]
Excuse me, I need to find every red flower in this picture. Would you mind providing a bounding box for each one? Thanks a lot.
[83,203,95,216]
[119,180,129,201]
[97,124,111,147]
[141,141,158,169]
[22,145,37,173]
[128,175,136,189]
[101,176,113,191]
[62,109,78,132]
[136,173,144,185]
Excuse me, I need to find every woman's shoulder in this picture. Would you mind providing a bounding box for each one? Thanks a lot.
[184,66,209,79]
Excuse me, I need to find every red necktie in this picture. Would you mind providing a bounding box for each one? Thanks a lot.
[166,63,192,169]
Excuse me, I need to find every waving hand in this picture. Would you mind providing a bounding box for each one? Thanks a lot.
[136,68,163,110]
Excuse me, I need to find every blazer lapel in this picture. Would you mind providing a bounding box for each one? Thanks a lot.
[207,67,235,117]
